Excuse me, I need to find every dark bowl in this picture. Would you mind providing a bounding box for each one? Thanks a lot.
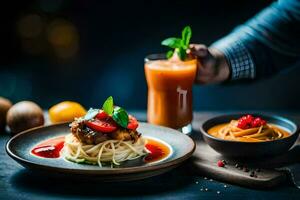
[200,113,299,158]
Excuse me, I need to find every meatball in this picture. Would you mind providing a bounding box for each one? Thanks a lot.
[110,129,140,142]
[69,120,140,144]
[70,120,108,145]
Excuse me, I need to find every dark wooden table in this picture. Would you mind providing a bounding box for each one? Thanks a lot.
[1,111,300,200]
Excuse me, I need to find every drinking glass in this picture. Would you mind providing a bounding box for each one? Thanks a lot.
[144,54,197,134]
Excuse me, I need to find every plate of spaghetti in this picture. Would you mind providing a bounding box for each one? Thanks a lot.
[201,114,299,158]
[6,97,195,181]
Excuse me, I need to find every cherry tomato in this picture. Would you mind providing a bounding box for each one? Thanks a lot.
[238,115,267,129]
[251,118,261,127]
[127,115,139,130]
[86,118,117,133]
[96,110,109,120]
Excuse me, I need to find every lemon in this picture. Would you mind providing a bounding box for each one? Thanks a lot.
[49,101,86,123]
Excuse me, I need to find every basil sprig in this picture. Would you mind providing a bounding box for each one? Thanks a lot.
[112,106,129,128]
[102,96,114,115]
[161,26,192,60]
[81,96,129,128]
[102,96,129,128]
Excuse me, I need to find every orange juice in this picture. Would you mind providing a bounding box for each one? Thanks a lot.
[145,57,197,130]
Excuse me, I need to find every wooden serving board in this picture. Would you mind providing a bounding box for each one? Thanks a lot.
[189,113,300,189]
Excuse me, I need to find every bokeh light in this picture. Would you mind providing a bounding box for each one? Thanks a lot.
[17,14,45,55]
[47,19,79,59]
[17,14,43,39]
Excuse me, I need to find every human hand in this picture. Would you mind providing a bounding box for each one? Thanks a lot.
[188,44,230,84]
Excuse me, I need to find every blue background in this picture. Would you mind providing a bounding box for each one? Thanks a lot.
[1,0,298,111]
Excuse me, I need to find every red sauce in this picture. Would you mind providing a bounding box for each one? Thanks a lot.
[144,139,170,163]
[31,136,170,162]
[31,136,65,158]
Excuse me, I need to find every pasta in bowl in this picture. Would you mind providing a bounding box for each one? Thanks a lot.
[208,115,290,142]
[201,114,299,158]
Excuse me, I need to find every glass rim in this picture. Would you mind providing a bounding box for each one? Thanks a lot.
[144,53,166,62]
[144,53,197,64]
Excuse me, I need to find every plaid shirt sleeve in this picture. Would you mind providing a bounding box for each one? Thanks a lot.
[210,0,300,81]
[211,35,255,80]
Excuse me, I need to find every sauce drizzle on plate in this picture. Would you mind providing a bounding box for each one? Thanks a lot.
[31,136,171,163]
[144,138,171,163]
[31,136,65,158]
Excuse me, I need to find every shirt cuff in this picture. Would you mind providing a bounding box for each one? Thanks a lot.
[211,36,255,80]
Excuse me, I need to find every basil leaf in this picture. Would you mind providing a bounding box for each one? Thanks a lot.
[112,107,129,128]
[83,108,99,121]
[102,96,114,115]
[177,47,187,60]
[181,26,192,49]
[161,26,192,61]
[161,38,182,48]
[166,50,174,59]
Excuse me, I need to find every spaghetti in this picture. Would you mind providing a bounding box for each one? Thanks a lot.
[63,134,146,167]
[208,120,290,142]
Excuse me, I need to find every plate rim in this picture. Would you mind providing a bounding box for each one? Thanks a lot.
[6,122,196,175]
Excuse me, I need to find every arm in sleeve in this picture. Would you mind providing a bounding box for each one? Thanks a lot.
[211,0,300,80]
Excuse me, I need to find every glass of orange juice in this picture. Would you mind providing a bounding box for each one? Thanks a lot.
[145,54,197,134]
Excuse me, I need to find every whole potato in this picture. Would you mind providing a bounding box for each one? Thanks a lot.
[7,101,44,134]
[0,97,12,130]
